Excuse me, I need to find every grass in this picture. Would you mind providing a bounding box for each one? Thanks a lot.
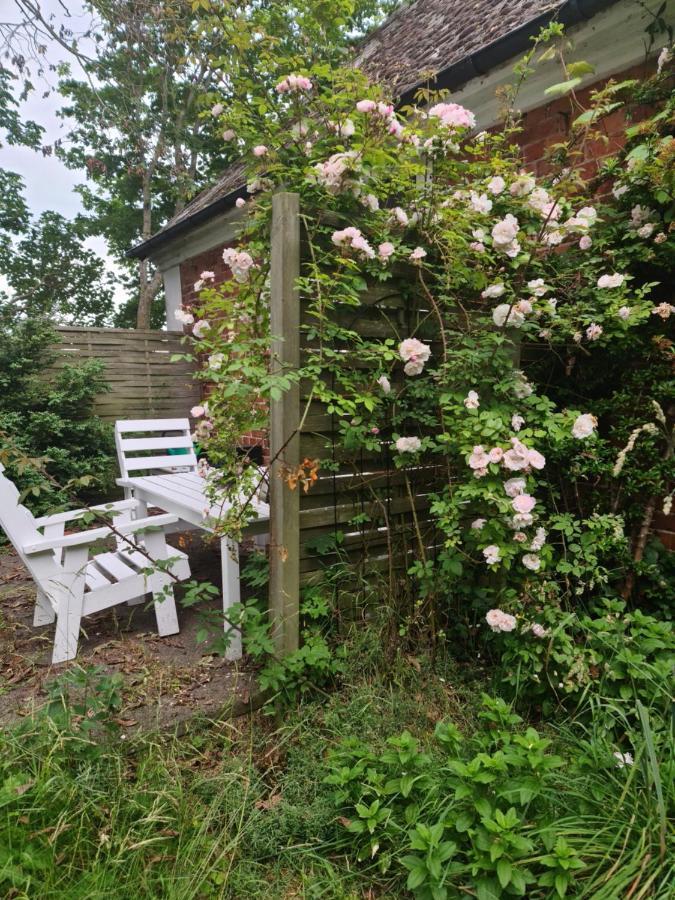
[0,643,471,899]
[0,634,672,899]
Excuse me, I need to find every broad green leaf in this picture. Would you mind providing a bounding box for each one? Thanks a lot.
[544,77,582,97]
[566,61,595,78]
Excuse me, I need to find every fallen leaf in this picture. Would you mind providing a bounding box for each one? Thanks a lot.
[255,793,282,811]
[14,780,34,796]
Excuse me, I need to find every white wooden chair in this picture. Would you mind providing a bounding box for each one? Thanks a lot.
[0,464,189,664]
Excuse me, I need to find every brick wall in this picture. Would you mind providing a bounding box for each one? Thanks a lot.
[516,61,673,549]
[517,62,655,175]
[180,244,235,309]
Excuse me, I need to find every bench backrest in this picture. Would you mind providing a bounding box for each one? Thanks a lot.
[115,418,198,479]
[0,465,56,581]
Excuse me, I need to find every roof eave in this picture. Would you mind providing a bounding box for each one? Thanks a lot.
[126,183,249,260]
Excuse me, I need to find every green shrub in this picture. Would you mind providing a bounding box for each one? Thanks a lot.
[0,315,116,513]
[325,694,674,899]
[493,598,674,720]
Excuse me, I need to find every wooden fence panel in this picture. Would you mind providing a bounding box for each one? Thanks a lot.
[269,193,445,655]
[47,327,200,421]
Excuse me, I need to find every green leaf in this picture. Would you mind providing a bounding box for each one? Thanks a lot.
[476,876,502,900]
[544,77,582,97]
[538,46,557,63]
[566,61,595,78]
[454,810,473,832]
[403,861,427,890]
[510,867,527,894]
[497,859,512,888]
[627,143,649,161]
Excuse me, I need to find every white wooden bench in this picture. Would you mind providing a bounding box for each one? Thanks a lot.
[115,418,198,486]
[0,464,189,664]
[114,418,270,661]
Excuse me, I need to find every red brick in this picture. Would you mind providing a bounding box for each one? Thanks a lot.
[657,530,675,552]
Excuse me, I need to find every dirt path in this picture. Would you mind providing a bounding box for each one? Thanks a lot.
[0,533,260,732]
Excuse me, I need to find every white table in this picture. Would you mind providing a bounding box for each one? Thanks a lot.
[117,471,269,660]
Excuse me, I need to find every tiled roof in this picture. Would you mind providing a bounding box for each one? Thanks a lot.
[355,0,563,97]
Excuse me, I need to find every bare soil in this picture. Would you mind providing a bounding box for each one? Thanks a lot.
[0,532,260,733]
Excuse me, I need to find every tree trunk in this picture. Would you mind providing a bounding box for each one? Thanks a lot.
[136,261,161,329]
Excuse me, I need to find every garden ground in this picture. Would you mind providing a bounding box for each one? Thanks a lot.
[0,536,258,732]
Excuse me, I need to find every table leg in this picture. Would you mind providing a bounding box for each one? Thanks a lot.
[221,538,242,661]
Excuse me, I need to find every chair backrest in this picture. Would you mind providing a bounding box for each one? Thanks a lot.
[115,419,198,479]
[0,464,55,580]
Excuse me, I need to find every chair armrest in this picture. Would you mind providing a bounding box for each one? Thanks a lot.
[34,499,140,528]
[23,513,179,554]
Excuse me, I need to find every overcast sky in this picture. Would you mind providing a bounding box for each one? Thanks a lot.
[1,0,129,304]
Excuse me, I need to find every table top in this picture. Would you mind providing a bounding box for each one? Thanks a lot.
[117,471,269,534]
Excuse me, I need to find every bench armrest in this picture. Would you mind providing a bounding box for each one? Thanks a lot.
[34,499,140,528]
[23,513,179,554]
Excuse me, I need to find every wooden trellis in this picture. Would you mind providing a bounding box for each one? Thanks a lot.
[269,192,445,655]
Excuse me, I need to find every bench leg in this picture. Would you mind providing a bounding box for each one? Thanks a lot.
[34,588,56,626]
[144,530,180,637]
[52,547,88,664]
[221,538,242,661]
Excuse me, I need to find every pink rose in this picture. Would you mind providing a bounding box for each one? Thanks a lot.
[485,608,516,630]
[512,494,536,514]
[469,446,490,469]
[428,102,476,129]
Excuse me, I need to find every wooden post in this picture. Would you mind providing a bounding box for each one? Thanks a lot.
[269,192,301,656]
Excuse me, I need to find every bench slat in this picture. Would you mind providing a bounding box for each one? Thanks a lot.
[116,418,190,433]
[120,435,194,452]
[123,454,198,472]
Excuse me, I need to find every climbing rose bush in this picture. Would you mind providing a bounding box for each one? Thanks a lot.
[185,43,674,652]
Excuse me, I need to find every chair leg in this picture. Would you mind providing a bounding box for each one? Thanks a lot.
[144,530,180,637]
[51,547,88,664]
[34,588,56,626]
[152,584,180,636]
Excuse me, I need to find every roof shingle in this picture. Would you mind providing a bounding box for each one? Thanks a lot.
[355,0,563,98]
